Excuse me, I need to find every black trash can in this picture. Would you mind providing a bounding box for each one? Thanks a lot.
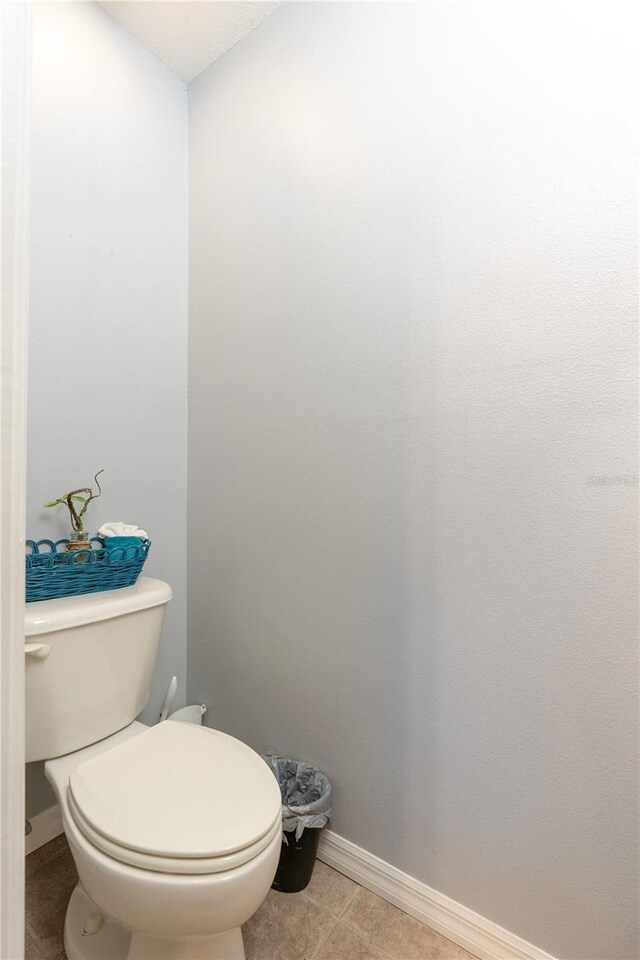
[262,755,332,893]
[272,825,322,893]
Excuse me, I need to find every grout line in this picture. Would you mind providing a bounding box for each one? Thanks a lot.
[340,909,478,960]
[307,915,340,960]
[302,881,359,922]
[319,851,481,959]
[302,860,361,921]
[332,920,397,960]
[338,919,400,960]
[24,919,40,946]
[25,926,51,960]
[337,889,410,960]
[303,864,363,960]
[336,882,360,920]
[339,890,480,960]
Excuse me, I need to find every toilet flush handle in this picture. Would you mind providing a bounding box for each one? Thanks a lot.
[25,642,50,659]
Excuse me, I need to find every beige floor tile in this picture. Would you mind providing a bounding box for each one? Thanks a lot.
[24,930,44,959]
[243,888,336,960]
[303,861,359,917]
[344,888,478,960]
[26,836,69,881]
[315,922,388,960]
[26,843,78,959]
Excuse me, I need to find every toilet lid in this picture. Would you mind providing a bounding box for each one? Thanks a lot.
[68,721,282,863]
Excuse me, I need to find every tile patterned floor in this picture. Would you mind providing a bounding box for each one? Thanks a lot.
[25,835,478,960]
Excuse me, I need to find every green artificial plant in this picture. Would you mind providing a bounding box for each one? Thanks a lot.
[44,470,104,539]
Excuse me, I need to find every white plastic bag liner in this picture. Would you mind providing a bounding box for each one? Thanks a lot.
[262,755,332,841]
[169,704,206,725]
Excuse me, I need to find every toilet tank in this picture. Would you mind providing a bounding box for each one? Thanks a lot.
[25,578,172,762]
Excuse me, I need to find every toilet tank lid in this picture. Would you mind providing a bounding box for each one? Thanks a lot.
[25,577,173,637]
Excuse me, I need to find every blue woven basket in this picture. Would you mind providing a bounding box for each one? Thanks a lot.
[26,538,151,602]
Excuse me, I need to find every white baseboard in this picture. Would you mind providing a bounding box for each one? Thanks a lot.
[25,804,63,856]
[318,830,556,960]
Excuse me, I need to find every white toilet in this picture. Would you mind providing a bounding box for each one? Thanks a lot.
[25,578,282,960]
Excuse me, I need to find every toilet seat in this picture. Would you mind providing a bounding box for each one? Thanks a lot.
[67,720,282,875]
[67,791,282,874]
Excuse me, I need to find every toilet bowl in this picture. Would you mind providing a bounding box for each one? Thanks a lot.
[46,719,282,960]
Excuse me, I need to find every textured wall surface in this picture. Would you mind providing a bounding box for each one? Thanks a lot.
[28,1,188,816]
[188,4,639,958]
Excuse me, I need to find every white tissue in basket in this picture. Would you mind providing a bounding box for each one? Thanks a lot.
[97,521,149,539]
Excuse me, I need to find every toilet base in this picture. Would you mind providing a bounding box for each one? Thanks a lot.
[64,884,246,960]
[127,927,244,959]
[64,884,131,960]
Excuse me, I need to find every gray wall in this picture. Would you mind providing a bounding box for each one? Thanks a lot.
[27,1,188,816]
[187,4,639,958]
